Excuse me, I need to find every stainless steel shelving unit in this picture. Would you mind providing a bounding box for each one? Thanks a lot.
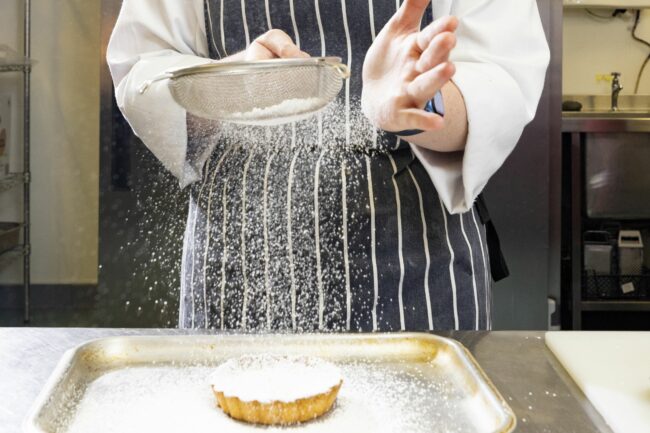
[0,0,31,323]
[563,112,650,329]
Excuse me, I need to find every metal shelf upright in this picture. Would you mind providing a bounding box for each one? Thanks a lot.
[0,0,31,322]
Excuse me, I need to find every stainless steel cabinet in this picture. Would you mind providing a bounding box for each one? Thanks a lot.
[586,133,650,219]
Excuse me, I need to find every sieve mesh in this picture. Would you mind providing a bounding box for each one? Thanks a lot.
[141,58,349,126]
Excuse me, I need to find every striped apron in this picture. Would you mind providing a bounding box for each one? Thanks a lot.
[179,0,494,331]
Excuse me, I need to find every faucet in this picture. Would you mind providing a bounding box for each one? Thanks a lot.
[611,72,623,112]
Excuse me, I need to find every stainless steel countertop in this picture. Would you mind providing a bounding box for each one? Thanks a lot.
[562,115,650,133]
[0,329,612,433]
[562,94,650,133]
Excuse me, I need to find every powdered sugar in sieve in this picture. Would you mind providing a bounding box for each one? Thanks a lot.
[227,97,325,126]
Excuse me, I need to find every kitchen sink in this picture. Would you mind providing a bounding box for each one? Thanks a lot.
[562,94,650,118]
[563,111,650,119]
[562,95,650,132]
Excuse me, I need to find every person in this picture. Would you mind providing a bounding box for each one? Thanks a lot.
[107,0,550,332]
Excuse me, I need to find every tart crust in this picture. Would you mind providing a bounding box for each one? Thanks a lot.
[212,381,342,425]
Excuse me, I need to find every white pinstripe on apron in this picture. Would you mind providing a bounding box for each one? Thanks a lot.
[179,0,493,331]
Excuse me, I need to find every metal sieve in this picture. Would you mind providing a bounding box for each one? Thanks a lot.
[139,57,350,126]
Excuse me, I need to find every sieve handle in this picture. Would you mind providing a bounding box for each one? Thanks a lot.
[332,63,351,79]
[138,72,173,94]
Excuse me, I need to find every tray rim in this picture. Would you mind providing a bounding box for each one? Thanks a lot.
[23,332,516,433]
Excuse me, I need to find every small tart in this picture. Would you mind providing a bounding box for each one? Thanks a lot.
[209,355,343,425]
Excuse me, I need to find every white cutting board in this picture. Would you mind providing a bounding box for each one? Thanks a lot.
[546,332,650,433]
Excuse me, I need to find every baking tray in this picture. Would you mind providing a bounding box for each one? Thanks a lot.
[24,333,516,433]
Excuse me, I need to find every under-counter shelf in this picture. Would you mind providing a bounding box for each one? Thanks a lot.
[581,300,650,312]
[583,272,650,300]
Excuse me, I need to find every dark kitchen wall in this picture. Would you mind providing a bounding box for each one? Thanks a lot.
[484,0,562,329]
[98,0,562,329]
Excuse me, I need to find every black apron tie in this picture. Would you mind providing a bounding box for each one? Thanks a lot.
[475,194,510,282]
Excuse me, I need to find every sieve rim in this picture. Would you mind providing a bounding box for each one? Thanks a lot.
[166,56,347,78]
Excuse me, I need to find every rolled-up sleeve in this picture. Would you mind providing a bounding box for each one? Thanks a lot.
[107,0,214,187]
[411,0,550,214]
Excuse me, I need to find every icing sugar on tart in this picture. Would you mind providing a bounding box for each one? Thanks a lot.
[209,354,343,425]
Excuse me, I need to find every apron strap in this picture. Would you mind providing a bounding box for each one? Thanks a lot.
[475,194,510,282]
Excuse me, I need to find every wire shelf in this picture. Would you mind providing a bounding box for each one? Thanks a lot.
[0,173,24,193]
[583,272,650,300]
[0,245,24,271]
[0,63,31,73]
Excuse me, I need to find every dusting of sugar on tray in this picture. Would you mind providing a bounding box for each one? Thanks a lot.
[56,360,479,433]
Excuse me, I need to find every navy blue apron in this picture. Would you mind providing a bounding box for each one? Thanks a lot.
[179,0,500,331]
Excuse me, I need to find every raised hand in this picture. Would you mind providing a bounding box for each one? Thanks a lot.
[362,0,458,134]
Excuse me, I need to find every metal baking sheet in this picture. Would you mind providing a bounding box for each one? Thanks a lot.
[24,333,516,433]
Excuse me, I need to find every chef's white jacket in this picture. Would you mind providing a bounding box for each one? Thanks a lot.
[107,0,550,214]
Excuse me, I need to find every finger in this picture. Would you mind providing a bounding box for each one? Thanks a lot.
[395,108,444,133]
[416,16,458,52]
[407,62,455,106]
[393,0,431,31]
[255,29,306,58]
[245,42,276,61]
[415,32,456,73]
